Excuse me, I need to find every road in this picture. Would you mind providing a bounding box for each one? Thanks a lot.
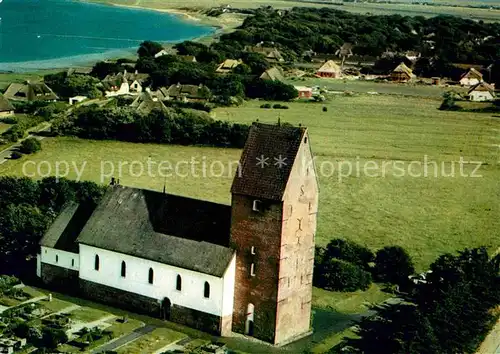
[91,324,156,353]
[0,122,51,165]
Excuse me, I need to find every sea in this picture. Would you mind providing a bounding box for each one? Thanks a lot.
[0,0,214,71]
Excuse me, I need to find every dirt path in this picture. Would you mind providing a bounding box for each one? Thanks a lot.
[476,318,500,354]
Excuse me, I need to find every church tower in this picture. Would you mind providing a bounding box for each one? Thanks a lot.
[229,123,318,345]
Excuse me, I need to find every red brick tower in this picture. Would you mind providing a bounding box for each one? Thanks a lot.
[230,123,318,345]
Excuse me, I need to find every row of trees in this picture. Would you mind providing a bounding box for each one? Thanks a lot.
[314,239,414,292]
[51,104,250,148]
[0,177,106,275]
[217,7,499,64]
[342,247,500,354]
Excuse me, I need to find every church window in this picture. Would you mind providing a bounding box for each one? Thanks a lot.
[55,255,58,263]
[176,275,182,291]
[71,259,75,267]
[252,200,262,212]
[121,261,126,278]
[148,268,154,284]
[204,281,210,298]
[251,246,256,255]
[304,136,308,144]
[250,263,256,277]
[94,255,100,271]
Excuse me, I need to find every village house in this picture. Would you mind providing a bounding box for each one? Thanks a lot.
[0,95,15,117]
[391,62,415,82]
[130,91,169,113]
[244,45,284,63]
[36,123,318,346]
[179,55,197,63]
[68,96,88,105]
[102,70,149,97]
[460,68,483,86]
[3,82,58,102]
[216,59,243,74]
[467,82,496,101]
[294,86,313,99]
[316,60,342,78]
[158,84,211,102]
[259,67,285,82]
[404,51,421,62]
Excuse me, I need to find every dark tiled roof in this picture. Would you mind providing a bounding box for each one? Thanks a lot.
[0,95,14,112]
[76,186,234,277]
[40,202,97,253]
[231,123,307,201]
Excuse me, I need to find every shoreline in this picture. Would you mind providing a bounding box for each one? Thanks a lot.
[0,2,238,73]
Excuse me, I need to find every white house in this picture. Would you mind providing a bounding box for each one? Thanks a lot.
[468,82,496,101]
[460,68,483,86]
[102,70,149,97]
[68,96,87,105]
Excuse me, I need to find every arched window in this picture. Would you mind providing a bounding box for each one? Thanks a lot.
[148,268,154,284]
[55,255,58,263]
[94,255,100,271]
[176,275,182,291]
[121,261,126,278]
[204,281,210,298]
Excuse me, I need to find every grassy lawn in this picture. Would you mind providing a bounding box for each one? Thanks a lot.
[116,327,187,354]
[312,284,392,314]
[70,306,111,323]
[311,327,358,354]
[20,286,45,299]
[40,298,75,313]
[0,296,22,307]
[0,94,498,270]
[286,77,468,99]
[106,317,144,338]
[0,123,13,134]
[0,70,60,92]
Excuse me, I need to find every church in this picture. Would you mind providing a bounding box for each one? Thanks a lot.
[36,122,319,346]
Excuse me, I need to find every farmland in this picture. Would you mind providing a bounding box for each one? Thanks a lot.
[84,0,500,22]
[0,94,498,271]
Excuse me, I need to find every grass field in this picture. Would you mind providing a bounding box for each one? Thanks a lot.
[0,95,498,270]
[286,78,468,99]
[116,328,187,354]
[84,0,500,21]
[0,70,61,92]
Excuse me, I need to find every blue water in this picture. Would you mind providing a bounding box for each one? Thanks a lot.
[0,0,214,70]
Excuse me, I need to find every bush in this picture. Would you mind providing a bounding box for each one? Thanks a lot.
[323,106,328,112]
[260,103,272,108]
[41,327,68,349]
[10,151,22,160]
[272,104,289,109]
[374,246,415,285]
[20,138,42,154]
[324,238,374,270]
[315,258,372,292]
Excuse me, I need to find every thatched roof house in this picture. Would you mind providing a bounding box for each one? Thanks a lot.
[467,82,495,102]
[259,67,284,81]
[3,82,58,102]
[391,62,414,82]
[0,95,15,116]
[216,59,242,74]
[316,60,342,78]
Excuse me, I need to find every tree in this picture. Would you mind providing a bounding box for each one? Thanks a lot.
[314,258,372,292]
[324,238,374,270]
[137,40,163,58]
[174,41,208,57]
[439,91,461,111]
[374,246,415,285]
[90,61,122,80]
[20,138,42,154]
[41,327,68,349]
[346,303,440,354]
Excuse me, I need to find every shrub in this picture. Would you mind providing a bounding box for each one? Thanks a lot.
[41,327,68,349]
[272,104,289,109]
[20,138,42,154]
[260,103,272,108]
[374,246,415,285]
[10,151,22,160]
[315,258,372,292]
[323,106,328,112]
[324,238,374,270]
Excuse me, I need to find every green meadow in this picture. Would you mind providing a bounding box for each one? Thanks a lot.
[0,94,498,270]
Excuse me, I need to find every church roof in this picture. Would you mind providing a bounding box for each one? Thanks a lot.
[231,123,307,201]
[76,186,234,277]
[40,202,97,253]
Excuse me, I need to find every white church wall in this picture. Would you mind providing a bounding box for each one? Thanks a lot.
[221,255,236,316]
[79,244,233,317]
[40,246,79,271]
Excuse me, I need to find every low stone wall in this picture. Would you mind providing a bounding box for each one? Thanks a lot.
[40,263,79,291]
[79,278,161,317]
[171,303,223,335]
